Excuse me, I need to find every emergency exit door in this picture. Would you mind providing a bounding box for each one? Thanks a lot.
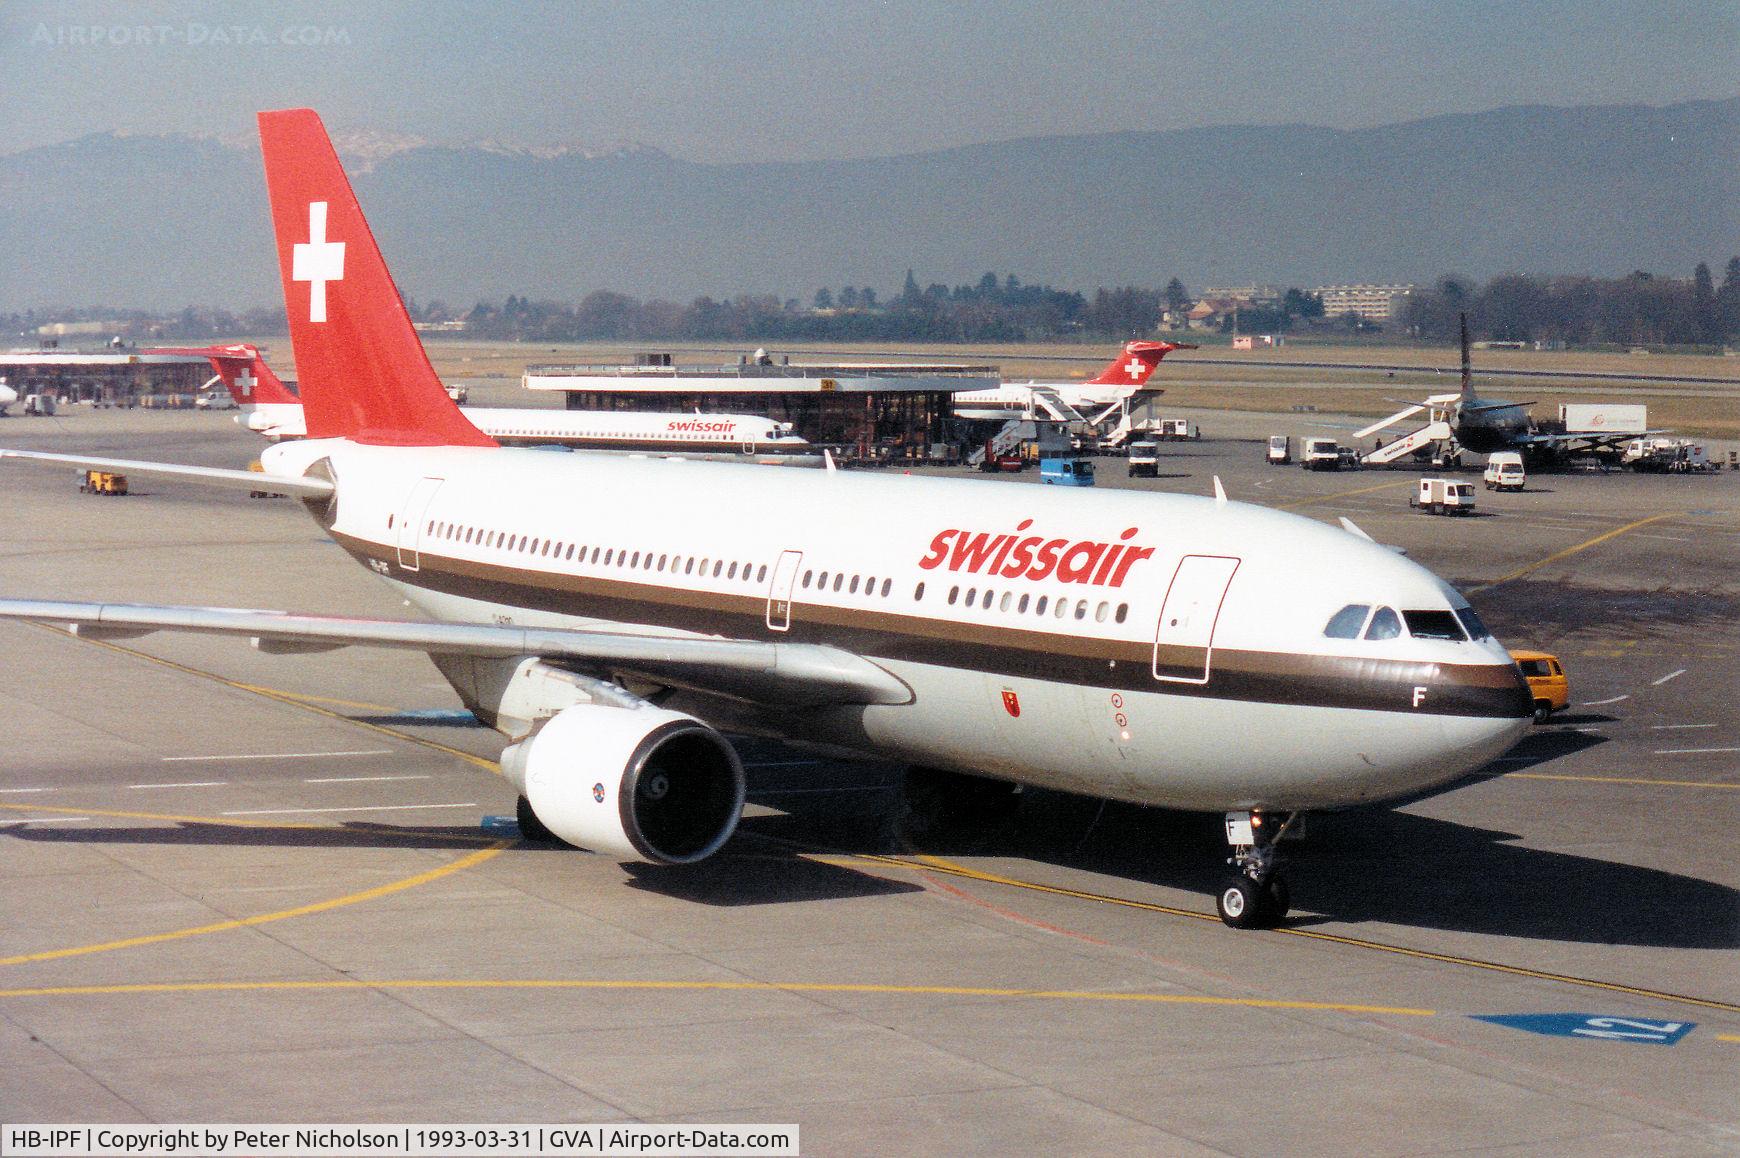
[766,549,804,631]
[1152,555,1240,684]
[395,477,444,571]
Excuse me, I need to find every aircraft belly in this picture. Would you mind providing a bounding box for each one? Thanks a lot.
[379,583,1526,814]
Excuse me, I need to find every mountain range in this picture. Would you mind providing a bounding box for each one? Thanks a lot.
[3,97,1734,311]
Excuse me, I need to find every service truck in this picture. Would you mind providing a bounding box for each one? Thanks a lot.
[1155,418,1198,441]
[1127,440,1160,477]
[1411,477,1477,515]
[1299,438,1342,471]
[1266,435,1291,465]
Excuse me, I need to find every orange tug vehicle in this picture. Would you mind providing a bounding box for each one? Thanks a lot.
[1511,650,1569,724]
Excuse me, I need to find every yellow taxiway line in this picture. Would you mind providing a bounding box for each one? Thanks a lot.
[1466,512,1677,592]
[1272,480,1414,510]
[1508,772,1740,791]
[29,621,500,773]
[0,977,1435,1016]
[0,841,508,967]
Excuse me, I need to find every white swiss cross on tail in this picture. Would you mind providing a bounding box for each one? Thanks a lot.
[1125,358,1145,380]
[292,201,346,323]
[233,370,256,399]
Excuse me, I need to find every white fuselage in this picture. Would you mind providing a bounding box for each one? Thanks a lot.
[954,380,1151,421]
[263,440,1530,812]
[240,403,814,463]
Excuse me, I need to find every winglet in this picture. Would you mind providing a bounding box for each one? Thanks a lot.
[257,108,494,447]
[1212,475,1227,505]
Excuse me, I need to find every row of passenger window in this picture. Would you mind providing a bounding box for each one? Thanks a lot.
[409,518,1132,626]
[1323,603,1488,642]
[948,584,1129,625]
[423,518,769,584]
[801,569,895,598]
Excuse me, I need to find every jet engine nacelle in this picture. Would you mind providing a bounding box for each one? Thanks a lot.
[500,702,745,865]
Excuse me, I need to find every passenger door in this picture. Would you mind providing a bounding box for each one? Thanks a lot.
[1152,555,1240,684]
[765,549,803,631]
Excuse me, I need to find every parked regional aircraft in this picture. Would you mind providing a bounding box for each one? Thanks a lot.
[0,109,1533,927]
[1358,316,1657,466]
[185,343,816,464]
[952,340,1195,423]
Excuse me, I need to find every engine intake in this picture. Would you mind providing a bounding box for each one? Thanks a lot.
[502,702,745,864]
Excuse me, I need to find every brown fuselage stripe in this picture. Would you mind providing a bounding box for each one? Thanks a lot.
[335,532,1532,719]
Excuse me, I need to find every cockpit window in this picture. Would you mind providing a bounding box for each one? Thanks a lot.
[1454,606,1490,640]
[1403,609,1466,641]
[1323,604,1370,639]
[1364,606,1402,640]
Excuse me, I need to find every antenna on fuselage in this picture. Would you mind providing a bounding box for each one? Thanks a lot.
[1212,475,1226,505]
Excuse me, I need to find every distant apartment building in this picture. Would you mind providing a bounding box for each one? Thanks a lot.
[1200,285,1281,307]
[1313,284,1414,323]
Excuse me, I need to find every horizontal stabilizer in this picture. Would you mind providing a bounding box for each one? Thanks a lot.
[0,449,334,499]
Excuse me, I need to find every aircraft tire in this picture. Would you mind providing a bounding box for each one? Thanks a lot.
[1216,876,1268,929]
[515,794,566,845]
[1263,874,1290,923]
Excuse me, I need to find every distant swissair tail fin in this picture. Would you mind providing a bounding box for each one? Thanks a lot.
[1083,340,1194,392]
[209,344,299,405]
[257,108,493,447]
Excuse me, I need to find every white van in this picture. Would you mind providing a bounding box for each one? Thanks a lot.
[1411,477,1477,515]
[1483,452,1525,491]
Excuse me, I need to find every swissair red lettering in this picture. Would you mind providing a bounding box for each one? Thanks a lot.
[665,420,738,434]
[919,520,1155,587]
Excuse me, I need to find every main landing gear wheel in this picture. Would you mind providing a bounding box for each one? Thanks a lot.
[515,794,563,845]
[899,767,1020,842]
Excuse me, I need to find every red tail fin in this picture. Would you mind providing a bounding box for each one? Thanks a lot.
[1083,340,1193,387]
[257,109,493,447]
[208,345,299,405]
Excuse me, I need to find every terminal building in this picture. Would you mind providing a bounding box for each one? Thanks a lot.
[524,354,1001,462]
[0,348,218,404]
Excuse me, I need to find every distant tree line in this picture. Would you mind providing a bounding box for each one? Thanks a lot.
[1402,261,1740,347]
[8,259,1739,350]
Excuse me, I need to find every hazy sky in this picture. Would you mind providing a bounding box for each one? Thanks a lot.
[3,0,1736,161]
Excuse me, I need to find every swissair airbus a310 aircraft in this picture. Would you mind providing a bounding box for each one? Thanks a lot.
[188,343,816,465]
[0,109,1533,928]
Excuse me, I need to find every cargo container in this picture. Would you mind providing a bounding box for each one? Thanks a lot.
[1559,403,1647,434]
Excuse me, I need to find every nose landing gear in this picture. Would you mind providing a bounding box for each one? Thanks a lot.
[1216,810,1298,929]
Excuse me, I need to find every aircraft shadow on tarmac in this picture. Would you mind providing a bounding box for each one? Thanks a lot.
[732,783,1740,949]
[0,820,512,852]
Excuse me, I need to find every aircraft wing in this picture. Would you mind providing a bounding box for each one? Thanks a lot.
[0,449,333,499]
[1513,428,1665,449]
[0,598,910,707]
